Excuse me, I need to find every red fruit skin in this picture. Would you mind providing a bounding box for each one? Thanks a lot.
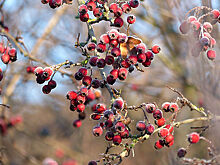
[118,33,128,43]
[77,104,85,112]
[1,54,11,64]
[142,60,151,67]
[89,56,98,66]
[87,89,95,102]
[87,43,96,51]
[110,39,119,47]
[109,3,118,13]
[151,45,161,54]
[41,0,49,4]
[44,67,53,77]
[121,3,131,13]
[92,126,103,136]
[121,60,131,68]
[80,13,89,22]
[114,7,123,17]
[111,47,121,57]
[82,76,92,86]
[107,75,116,85]
[115,122,126,133]
[154,140,164,149]
[207,50,216,60]
[87,0,96,11]
[144,103,156,113]
[158,128,169,138]
[114,17,124,27]
[91,79,100,89]
[42,85,52,94]
[145,124,155,135]
[73,120,82,128]
[166,140,174,147]
[169,102,179,113]
[191,20,201,31]
[188,132,200,144]
[120,129,129,138]
[80,87,88,96]
[110,69,119,79]
[165,124,174,133]
[78,67,88,76]
[108,29,119,40]
[153,109,163,120]
[127,15,136,24]
[95,103,106,113]
[66,91,77,100]
[48,80,57,89]
[113,135,122,145]
[91,113,102,120]
[76,94,86,104]
[161,102,170,112]
[211,9,220,19]
[96,43,106,53]
[93,8,102,17]
[165,134,174,144]
[155,117,166,127]
[113,98,124,110]
[118,68,128,80]
[100,34,110,44]
[128,55,138,65]
[34,67,44,76]
[105,55,114,65]
[78,4,88,14]
[187,16,197,23]
[105,131,114,141]
[96,58,106,68]
[136,121,146,131]
[129,0,139,8]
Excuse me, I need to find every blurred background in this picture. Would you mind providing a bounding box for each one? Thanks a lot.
[0,0,220,164]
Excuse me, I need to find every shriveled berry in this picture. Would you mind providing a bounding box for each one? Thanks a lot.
[96,103,106,113]
[91,113,102,120]
[108,29,119,40]
[120,129,129,138]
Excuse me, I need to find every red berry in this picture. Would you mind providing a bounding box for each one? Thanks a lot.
[187,16,197,23]
[165,134,174,144]
[114,17,124,27]
[113,98,124,110]
[41,0,49,4]
[120,129,129,138]
[96,58,106,68]
[73,119,82,128]
[153,109,163,120]
[109,3,118,13]
[154,140,164,149]
[87,43,96,51]
[93,8,102,18]
[129,0,139,8]
[76,94,86,104]
[110,39,119,47]
[91,113,102,120]
[79,67,88,76]
[118,68,128,80]
[111,47,121,57]
[105,131,114,141]
[144,103,156,113]
[188,132,200,144]
[165,124,174,133]
[105,55,114,65]
[113,135,122,145]
[89,56,98,66]
[115,122,126,133]
[127,15,136,24]
[66,91,77,100]
[91,79,100,88]
[142,60,151,67]
[121,3,131,13]
[107,75,116,85]
[1,54,10,64]
[191,20,201,31]
[203,22,213,33]
[87,0,96,11]
[211,9,220,19]
[108,29,119,40]
[121,59,131,68]
[110,69,119,79]
[207,50,216,60]
[87,89,96,101]
[92,125,103,136]
[161,102,170,112]
[80,13,89,22]
[145,124,155,135]
[114,7,123,17]
[82,76,92,86]
[95,103,106,113]
[155,117,166,127]
[158,128,169,138]
[151,45,161,54]
[80,87,88,96]
[49,0,62,8]
[136,121,146,131]
[42,85,51,94]
[100,34,110,44]
[78,4,88,14]
[128,55,138,65]
[34,67,44,76]
[48,80,57,89]
[137,53,146,63]
[96,43,106,53]
[169,102,179,113]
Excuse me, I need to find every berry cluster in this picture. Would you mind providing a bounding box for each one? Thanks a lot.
[0,116,22,136]
[0,42,17,64]
[34,67,57,94]
[86,29,160,85]
[179,8,219,60]
[67,86,102,128]
[78,0,139,27]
